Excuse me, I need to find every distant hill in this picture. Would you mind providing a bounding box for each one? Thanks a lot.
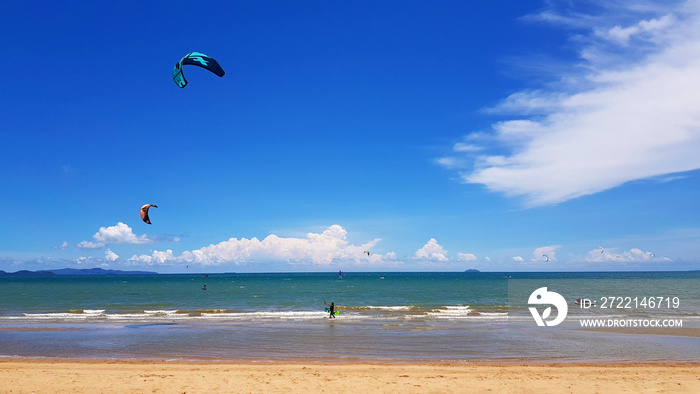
[0,268,157,276]
[464,269,480,273]
[0,270,55,276]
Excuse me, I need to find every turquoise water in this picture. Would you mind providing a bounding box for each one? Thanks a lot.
[1,271,698,361]
[0,272,510,316]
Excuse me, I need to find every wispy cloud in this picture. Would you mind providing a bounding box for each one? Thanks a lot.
[585,246,668,262]
[440,0,700,206]
[595,14,676,45]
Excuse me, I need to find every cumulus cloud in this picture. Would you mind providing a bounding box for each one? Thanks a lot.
[131,249,176,266]
[77,222,156,249]
[415,238,449,261]
[105,249,119,262]
[457,252,477,262]
[440,0,700,206]
[75,256,98,265]
[75,226,486,269]
[128,225,389,267]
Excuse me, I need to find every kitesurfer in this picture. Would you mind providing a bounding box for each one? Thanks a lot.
[327,302,335,319]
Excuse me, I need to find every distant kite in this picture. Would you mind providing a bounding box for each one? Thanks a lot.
[140,204,158,224]
[364,251,370,256]
[173,52,225,88]
[542,254,550,262]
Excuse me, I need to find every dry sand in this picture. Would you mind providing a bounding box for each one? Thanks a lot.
[1,359,699,393]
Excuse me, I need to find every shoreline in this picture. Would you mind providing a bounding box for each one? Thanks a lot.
[3,356,700,365]
[2,359,699,393]
[3,355,699,365]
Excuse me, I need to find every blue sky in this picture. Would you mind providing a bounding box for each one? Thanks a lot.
[2,0,700,273]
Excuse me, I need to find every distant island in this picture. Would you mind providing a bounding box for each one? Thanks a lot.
[0,268,157,276]
[464,269,480,273]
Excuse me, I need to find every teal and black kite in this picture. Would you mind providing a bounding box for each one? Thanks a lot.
[173,52,225,88]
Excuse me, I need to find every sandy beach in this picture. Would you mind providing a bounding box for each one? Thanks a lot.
[1,360,699,393]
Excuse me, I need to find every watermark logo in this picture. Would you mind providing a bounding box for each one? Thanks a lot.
[528,287,568,327]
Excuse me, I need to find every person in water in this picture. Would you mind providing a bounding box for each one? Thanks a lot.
[327,302,336,318]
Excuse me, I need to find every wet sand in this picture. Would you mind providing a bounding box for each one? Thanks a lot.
[1,359,699,393]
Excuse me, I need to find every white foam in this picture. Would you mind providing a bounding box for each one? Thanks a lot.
[426,305,473,318]
[194,311,326,320]
[82,309,106,315]
[477,312,509,317]
[366,306,411,311]
[143,310,180,316]
[12,306,511,323]
[21,310,107,320]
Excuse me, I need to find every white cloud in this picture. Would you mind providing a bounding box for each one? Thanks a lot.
[75,256,94,265]
[453,143,484,152]
[585,246,668,263]
[441,1,700,206]
[131,249,176,265]
[77,222,155,249]
[457,252,477,262]
[129,225,391,267]
[415,238,449,261]
[436,157,468,170]
[76,242,101,250]
[512,256,524,262]
[594,14,677,46]
[105,249,119,262]
[533,245,560,262]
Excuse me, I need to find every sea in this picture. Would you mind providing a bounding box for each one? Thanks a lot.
[1,271,699,362]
